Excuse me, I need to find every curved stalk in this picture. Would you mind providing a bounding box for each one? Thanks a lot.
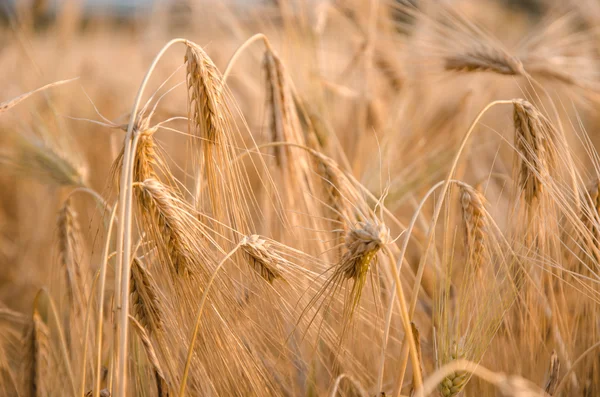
[115,37,188,397]
[178,242,243,397]
[94,205,118,397]
[393,100,513,395]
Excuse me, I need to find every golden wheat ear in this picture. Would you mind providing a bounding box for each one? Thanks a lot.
[130,258,164,335]
[185,41,255,239]
[445,47,524,76]
[544,350,560,395]
[438,341,469,397]
[333,220,390,338]
[0,78,77,114]
[0,131,86,187]
[22,302,50,397]
[240,235,283,284]
[512,99,557,205]
[129,316,170,397]
[137,178,196,276]
[459,183,488,273]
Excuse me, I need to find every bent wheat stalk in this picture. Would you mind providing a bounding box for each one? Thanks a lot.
[393,100,514,396]
[115,38,188,397]
[179,240,244,397]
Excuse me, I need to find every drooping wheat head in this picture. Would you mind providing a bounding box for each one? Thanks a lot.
[22,306,50,397]
[240,235,283,284]
[459,183,488,273]
[137,178,199,276]
[57,197,84,311]
[445,47,524,76]
[129,316,169,397]
[0,132,86,187]
[130,258,164,335]
[512,99,557,206]
[185,41,254,238]
[338,221,390,326]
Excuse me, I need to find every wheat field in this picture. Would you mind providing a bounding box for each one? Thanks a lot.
[0,0,599,396]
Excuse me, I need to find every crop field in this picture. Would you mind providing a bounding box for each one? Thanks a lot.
[0,0,599,396]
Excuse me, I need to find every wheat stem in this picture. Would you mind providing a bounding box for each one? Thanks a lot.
[94,204,118,397]
[384,246,422,391]
[394,100,513,396]
[377,179,445,392]
[79,268,101,397]
[328,373,369,397]
[115,37,187,397]
[178,241,244,397]
[222,33,270,84]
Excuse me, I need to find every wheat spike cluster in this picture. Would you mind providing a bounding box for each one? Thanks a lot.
[1,1,600,396]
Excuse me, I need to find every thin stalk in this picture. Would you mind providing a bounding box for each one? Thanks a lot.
[178,242,243,397]
[384,246,422,391]
[554,340,600,395]
[376,180,445,392]
[39,288,78,397]
[394,100,513,395]
[115,37,188,397]
[222,33,270,84]
[94,205,118,397]
[79,269,101,397]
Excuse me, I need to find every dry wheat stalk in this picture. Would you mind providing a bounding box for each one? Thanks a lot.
[513,99,556,204]
[0,306,26,325]
[409,322,424,397]
[22,307,50,397]
[240,235,283,284]
[129,316,169,397]
[113,114,167,195]
[130,258,164,334]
